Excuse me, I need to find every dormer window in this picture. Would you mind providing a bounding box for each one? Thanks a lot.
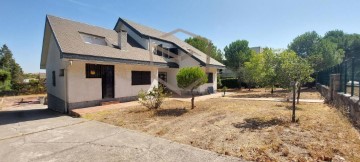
[80,33,107,46]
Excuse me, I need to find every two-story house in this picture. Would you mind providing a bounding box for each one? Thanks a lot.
[40,15,224,113]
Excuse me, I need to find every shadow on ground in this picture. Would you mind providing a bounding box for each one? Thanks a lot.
[232,117,287,130]
[155,108,188,117]
[0,108,61,125]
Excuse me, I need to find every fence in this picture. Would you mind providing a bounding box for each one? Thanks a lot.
[317,57,360,98]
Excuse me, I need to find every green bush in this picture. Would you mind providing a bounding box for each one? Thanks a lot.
[138,86,170,110]
[221,78,239,88]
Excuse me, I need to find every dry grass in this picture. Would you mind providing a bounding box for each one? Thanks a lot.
[84,89,360,161]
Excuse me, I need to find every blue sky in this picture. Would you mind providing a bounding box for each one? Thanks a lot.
[0,0,360,73]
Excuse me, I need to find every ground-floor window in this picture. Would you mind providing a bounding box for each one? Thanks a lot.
[132,71,151,85]
[207,73,213,83]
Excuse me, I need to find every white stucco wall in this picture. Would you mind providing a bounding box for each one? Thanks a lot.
[115,64,158,98]
[198,67,218,92]
[67,61,158,103]
[46,34,66,100]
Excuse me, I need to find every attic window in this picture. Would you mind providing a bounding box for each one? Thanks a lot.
[80,33,107,46]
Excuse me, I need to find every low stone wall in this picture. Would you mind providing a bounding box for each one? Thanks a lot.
[316,83,360,126]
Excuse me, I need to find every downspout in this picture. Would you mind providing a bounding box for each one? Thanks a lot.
[64,60,72,114]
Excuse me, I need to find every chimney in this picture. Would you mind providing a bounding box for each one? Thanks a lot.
[118,30,127,50]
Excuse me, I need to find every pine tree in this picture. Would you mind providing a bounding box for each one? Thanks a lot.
[0,44,24,87]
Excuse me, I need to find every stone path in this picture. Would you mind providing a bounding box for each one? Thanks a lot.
[0,105,243,162]
[223,97,324,103]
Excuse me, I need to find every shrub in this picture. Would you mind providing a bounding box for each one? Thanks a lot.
[221,78,238,88]
[138,86,170,110]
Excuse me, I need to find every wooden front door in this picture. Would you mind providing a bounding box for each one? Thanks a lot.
[101,65,114,99]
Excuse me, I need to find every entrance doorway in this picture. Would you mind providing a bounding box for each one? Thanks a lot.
[101,65,114,99]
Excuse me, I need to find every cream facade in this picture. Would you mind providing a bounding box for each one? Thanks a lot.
[41,15,224,113]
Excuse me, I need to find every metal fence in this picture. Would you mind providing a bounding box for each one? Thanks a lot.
[317,57,360,97]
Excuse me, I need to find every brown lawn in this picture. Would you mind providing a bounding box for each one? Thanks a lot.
[83,88,360,161]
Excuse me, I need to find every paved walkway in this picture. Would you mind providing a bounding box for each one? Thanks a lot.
[224,97,324,103]
[0,105,242,162]
[71,92,235,116]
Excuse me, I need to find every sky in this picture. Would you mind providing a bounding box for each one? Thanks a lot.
[0,0,360,73]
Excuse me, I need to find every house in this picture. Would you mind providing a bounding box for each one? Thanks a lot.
[40,15,225,113]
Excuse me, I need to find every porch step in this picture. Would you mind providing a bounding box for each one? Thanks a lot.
[100,100,120,106]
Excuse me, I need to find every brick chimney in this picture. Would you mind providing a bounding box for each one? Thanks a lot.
[118,30,127,50]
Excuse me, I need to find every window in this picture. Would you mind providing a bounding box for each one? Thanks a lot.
[86,64,103,78]
[80,33,107,46]
[59,69,64,77]
[207,73,213,83]
[132,71,151,85]
[52,71,56,86]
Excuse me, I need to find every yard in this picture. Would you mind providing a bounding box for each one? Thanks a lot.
[84,88,360,161]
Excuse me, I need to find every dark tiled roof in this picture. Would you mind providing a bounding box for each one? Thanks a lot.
[115,18,225,67]
[47,15,167,65]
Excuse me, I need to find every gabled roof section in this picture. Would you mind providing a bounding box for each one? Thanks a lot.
[114,18,225,67]
[41,15,167,68]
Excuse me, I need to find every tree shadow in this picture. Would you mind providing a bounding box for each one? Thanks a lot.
[285,105,303,111]
[0,108,62,125]
[155,108,188,117]
[232,117,287,130]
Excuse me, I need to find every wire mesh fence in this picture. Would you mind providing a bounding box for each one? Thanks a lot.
[317,57,360,97]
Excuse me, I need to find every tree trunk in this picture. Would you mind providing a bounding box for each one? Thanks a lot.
[271,86,274,94]
[237,77,242,90]
[191,89,195,109]
[292,83,296,122]
[297,84,301,104]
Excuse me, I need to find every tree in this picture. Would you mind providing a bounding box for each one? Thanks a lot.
[288,31,321,58]
[185,36,223,62]
[0,44,24,86]
[288,31,344,71]
[242,51,265,90]
[176,67,207,109]
[0,69,11,91]
[277,50,314,102]
[262,48,279,93]
[224,40,252,88]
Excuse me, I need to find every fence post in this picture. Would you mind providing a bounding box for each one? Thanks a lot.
[339,63,343,92]
[351,57,355,96]
[344,60,348,94]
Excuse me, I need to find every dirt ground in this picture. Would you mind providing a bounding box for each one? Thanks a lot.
[0,94,46,110]
[84,88,360,161]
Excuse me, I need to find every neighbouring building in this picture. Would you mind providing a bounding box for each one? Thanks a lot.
[40,15,225,113]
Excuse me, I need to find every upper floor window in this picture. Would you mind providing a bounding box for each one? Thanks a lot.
[80,33,107,46]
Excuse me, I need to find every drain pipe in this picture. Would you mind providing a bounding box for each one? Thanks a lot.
[64,60,72,114]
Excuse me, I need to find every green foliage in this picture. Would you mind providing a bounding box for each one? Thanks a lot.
[288,31,321,58]
[277,50,314,88]
[138,86,170,110]
[0,69,11,91]
[176,67,207,90]
[0,44,24,86]
[224,40,252,71]
[185,36,223,62]
[220,78,239,88]
[176,67,207,109]
[262,48,279,90]
[12,78,47,95]
[242,51,265,89]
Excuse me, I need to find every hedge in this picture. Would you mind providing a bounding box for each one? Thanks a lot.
[221,78,237,88]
